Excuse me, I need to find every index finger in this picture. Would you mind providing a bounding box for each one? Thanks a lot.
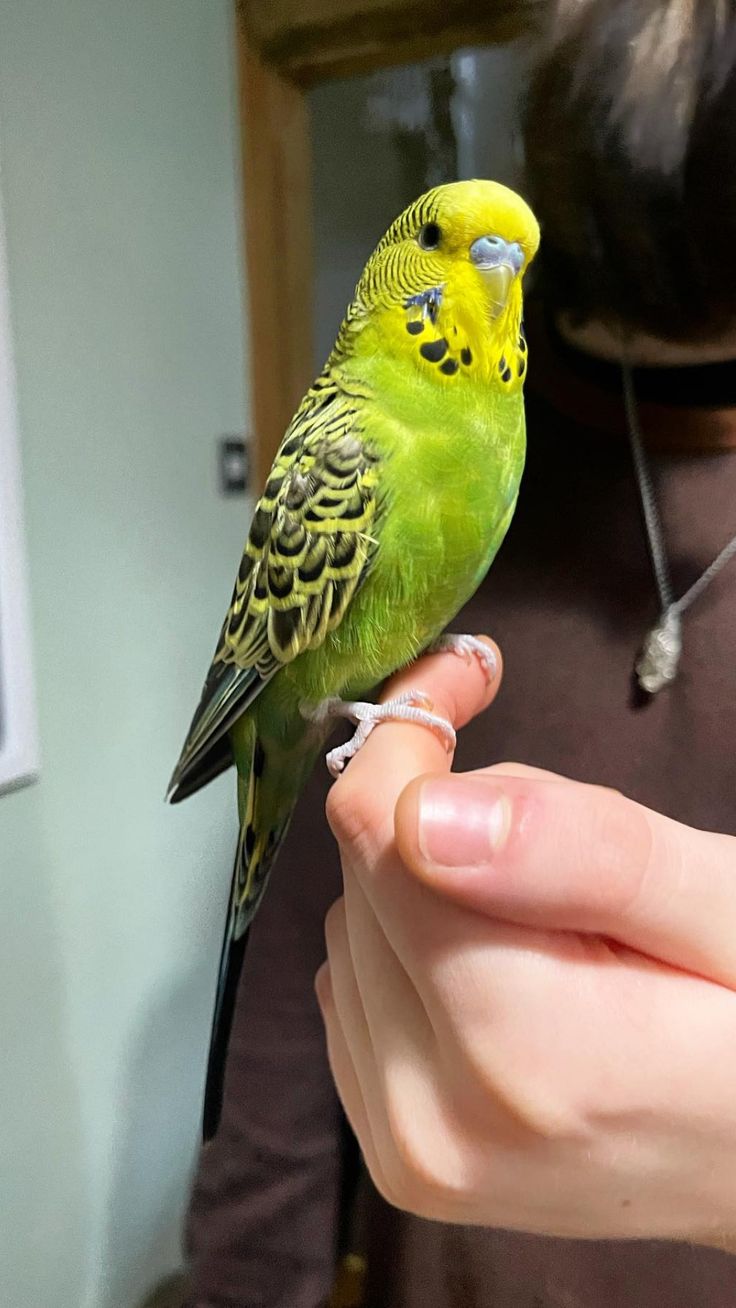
[326,636,502,861]
[324,635,504,1042]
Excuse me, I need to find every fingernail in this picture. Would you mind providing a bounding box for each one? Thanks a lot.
[417,778,512,868]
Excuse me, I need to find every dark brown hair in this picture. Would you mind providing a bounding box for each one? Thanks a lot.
[523,0,736,339]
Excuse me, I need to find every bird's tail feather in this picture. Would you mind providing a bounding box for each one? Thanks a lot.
[202,731,293,1140]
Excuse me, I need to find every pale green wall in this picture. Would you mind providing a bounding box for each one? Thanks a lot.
[0,3,249,1305]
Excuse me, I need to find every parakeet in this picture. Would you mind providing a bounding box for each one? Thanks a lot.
[168,179,539,1135]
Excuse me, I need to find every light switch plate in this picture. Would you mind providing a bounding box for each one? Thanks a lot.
[218,436,250,496]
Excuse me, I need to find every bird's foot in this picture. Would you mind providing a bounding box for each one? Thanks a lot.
[305,691,456,778]
[429,633,497,683]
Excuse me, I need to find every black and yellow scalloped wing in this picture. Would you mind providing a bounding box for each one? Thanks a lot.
[167,380,380,802]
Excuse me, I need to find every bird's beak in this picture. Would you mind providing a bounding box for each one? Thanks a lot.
[469,235,524,319]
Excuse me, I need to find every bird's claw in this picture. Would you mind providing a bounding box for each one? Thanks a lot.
[429,633,497,683]
[305,690,456,778]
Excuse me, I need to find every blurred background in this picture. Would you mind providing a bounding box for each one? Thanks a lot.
[0,2,532,1305]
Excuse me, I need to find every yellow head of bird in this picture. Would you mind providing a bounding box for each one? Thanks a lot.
[344,179,540,385]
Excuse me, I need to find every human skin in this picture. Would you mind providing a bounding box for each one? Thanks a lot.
[316,638,736,1252]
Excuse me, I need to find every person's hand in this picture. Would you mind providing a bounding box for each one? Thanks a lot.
[316,638,736,1249]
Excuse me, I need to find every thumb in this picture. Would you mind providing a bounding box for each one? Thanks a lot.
[395,769,736,988]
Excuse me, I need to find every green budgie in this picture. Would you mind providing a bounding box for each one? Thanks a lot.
[168,179,539,1134]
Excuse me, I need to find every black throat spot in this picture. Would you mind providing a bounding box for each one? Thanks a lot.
[420,338,448,363]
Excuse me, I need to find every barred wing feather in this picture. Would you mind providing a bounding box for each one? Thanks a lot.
[167,373,380,802]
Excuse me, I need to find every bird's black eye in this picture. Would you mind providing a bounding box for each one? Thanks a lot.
[418,222,442,251]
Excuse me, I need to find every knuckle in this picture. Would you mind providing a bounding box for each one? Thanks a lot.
[382,1096,461,1218]
[325,773,378,849]
[326,769,397,869]
[382,1152,443,1220]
